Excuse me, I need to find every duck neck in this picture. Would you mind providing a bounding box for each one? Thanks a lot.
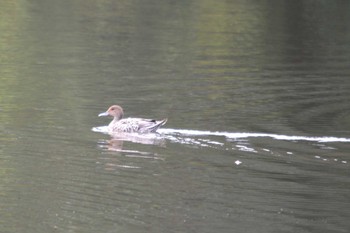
[108,117,119,128]
[113,116,121,122]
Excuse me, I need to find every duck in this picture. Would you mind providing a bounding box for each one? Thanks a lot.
[98,105,167,133]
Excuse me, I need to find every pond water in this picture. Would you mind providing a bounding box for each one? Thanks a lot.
[1,0,350,232]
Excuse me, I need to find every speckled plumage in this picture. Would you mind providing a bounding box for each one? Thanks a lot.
[99,105,167,133]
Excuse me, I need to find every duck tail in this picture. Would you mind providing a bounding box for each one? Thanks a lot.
[146,118,167,133]
[158,118,167,126]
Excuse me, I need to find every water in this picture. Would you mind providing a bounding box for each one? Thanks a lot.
[1,0,350,232]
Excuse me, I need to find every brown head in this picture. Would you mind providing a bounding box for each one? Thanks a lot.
[98,105,124,120]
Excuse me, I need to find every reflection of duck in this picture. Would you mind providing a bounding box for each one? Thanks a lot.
[106,137,165,151]
[98,105,167,133]
[109,133,166,147]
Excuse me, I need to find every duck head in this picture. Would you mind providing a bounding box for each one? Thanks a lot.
[98,105,124,120]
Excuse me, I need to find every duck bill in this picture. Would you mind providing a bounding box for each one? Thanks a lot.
[98,111,109,117]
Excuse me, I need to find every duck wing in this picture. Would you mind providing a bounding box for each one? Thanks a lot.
[137,118,167,133]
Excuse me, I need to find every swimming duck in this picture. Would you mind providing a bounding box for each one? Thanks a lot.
[98,105,167,133]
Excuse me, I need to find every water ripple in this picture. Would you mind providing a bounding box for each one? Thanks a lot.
[158,128,350,143]
[93,126,350,143]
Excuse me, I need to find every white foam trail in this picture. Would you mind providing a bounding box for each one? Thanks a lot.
[93,126,350,143]
[157,128,350,143]
[92,126,109,133]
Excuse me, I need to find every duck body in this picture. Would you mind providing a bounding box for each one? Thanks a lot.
[98,105,167,134]
[107,117,167,133]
